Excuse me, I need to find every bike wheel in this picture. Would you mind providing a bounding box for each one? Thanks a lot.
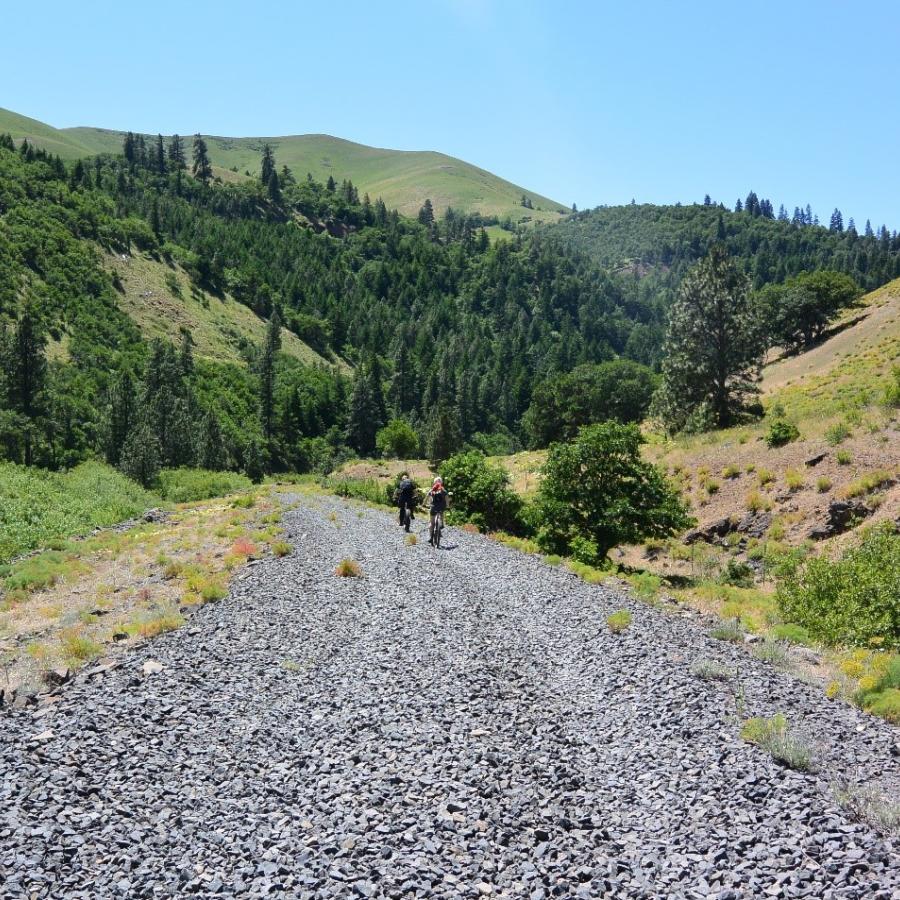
[435,519,442,548]
[404,509,411,532]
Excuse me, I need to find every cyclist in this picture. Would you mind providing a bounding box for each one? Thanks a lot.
[426,476,449,546]
[396,472,416,529]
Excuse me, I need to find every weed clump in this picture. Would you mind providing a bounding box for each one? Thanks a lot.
[691,658,732,681]
[606,610,632,634]
[710,618,744,643]
[271,541,293,557]
[335,559,362,578]
[741,714,815,771]
[835,782,900,836]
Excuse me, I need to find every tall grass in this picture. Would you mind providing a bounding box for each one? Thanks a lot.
[158,468,252,503]
[0,462,159,565]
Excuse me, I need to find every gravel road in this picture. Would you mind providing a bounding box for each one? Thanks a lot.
[1,494,898,899]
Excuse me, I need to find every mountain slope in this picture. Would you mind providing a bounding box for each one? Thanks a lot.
[0,107,566,221]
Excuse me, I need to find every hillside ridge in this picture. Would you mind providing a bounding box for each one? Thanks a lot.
[0,106,566,221]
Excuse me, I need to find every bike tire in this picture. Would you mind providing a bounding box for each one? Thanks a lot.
[435,519,442,549]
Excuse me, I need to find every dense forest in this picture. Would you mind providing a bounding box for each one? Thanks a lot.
[1,134,898,479]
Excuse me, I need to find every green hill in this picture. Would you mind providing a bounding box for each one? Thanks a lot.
[0,107,566,222]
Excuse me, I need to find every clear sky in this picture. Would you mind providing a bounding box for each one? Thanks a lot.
[4,0,898,228]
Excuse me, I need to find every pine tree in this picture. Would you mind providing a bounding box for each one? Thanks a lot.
[104,371,136,466]
[168,134,186,170]
[192,134,212,183]
[155,134,166,175]
[0,309,48,466]
[178,328,194,375]
[865,219,874,237]
[734,198,743,212]
[259,311,281,451]
[196,411,225,470]
[651,246,765,432]
[123,132,136,163]
[417,199,435,227]
[119,422,161,488]
[703,194,712,206]
[426,406,463,466]
[267,170,281,204]
[346,367,380,455]
[260,144,275,185]
[326,175,336,192]
[830,208,844,232]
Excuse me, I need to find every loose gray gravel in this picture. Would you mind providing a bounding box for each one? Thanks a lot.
[1,494,898,899]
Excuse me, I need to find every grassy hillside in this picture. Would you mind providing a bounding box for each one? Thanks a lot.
[105,251,335,368]
[0,107,565,222]
[0,107,94,158]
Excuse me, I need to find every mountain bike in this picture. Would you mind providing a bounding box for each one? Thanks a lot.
[400,500,413,532]
[430,510,444,548]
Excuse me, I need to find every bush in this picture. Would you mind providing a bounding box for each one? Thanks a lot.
[854,656,900,723]
[771,623,810,644]
[884,367,900,408]
[607,610,632,633]
[816,477,832,493]
[710,619,744,642]
[825,421,852,445]
[376,418,419,459]
[721,558,754,587]
[766,420,800,448]
[740,714,815,771]
[691,658,732,681]
[158,469,252,503]
[532,423,692,561]
[440,451,523,533]
[836,449,852,465]
[777,524,900,647]
[271,541,293,557]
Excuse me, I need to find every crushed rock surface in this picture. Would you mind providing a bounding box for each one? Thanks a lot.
[1,494,898,899]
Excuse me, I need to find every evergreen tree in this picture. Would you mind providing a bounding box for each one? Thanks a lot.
[346,367,381,455]
[0,309,48,466]
[192,134,212,183]
[865,219,874,237]
[267,170,281,204]
[651,246,765,432]
[155,134,166,175]
[119,422,161,488]
[196,410,225,470]
[243,437,265,484]
[417,199,435,227]
[259,311,282,451]
[326,175,336,192]
[123,132,136,163]
[734,198,743,212]
[168,134,186,170]
[703,194,712,206]
[426,405,463,466]
[830,208,844,232]
[260,143,275,185]
[178,328,194,375]
[103,371,136,466]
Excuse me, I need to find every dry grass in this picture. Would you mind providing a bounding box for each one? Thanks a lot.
[335,559,362,578]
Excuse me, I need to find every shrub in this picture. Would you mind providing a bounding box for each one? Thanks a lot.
[816,477,832,493]
[777,524,899,646]
[884,367,900,408]
[231,494,256,509]
[376,418,419,459]
[835,783,900,837]
[722,465,741,480]
[854,656,900,723]
[825,421,852,445]
[532,423,692,561]
[710,619,743,642]
[200,580,227,602]
[59,628,103,664]
[628,571,662,601]
[440,451,523,533]
[325,477,392,507]
[705,479,720,495]
[231,538,258,557]
[158,469,252,503]
[691,659,732,681]
[836,449,852,465]
[771,623,810,644]
[721,558,754,588]
[335,559,361,577]
[740,714,814,771]
[271,541,293,557]
[766,420,800,448]
[607,610,632,633]
[784,469,805,492]
[753,640,791,668]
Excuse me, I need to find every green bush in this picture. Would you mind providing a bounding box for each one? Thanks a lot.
[158,469,252,503]
[440,451,523,533]
[721,558,754,588]
[607,610,633,633]
[532,423,692,562]
[884,367,900,408]
[777,524,900,647]
[855,657,900,724]
[376,418,419,459]
[825,421,852,446]
[324,477,392,507]
[771,623,810,645]
[0,461,159,565]
[766,420,800,448]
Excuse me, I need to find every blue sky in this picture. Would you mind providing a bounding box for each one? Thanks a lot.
[5,0,898,228]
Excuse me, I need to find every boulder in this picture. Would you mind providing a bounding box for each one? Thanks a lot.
[804,452,828,468]
[683,517,733,545]
[735,511,772,538]
[808,500,872,540]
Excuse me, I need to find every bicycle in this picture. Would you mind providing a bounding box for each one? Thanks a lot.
[400,499,413,532]
[430,509,444,548]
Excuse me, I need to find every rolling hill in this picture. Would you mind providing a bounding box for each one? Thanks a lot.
[0,107,566,222]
